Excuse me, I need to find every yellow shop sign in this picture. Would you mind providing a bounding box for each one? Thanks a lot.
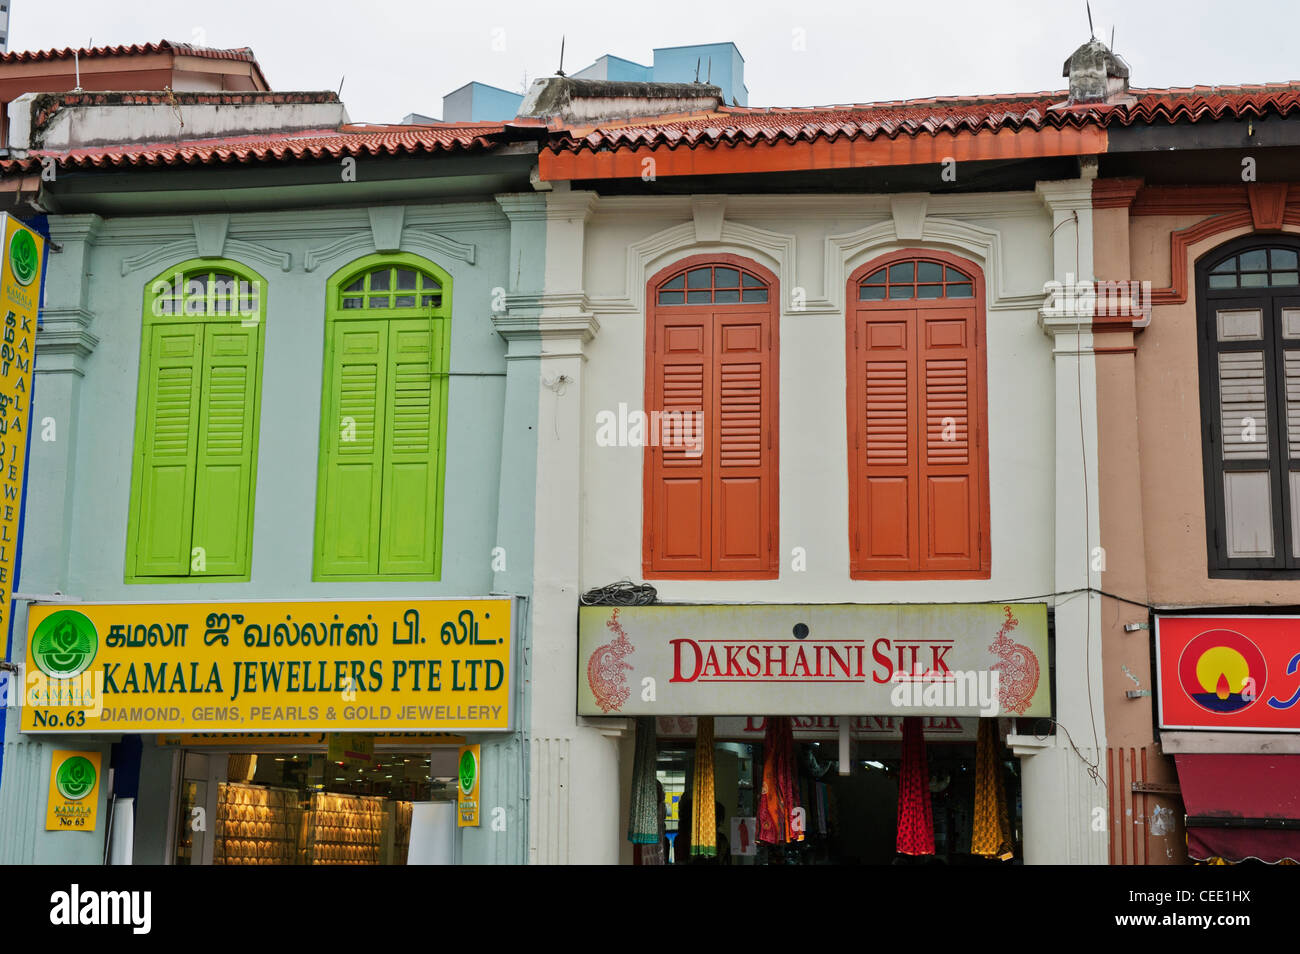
[0,215,42,644]
[46,749,101,832]
[22,598,513,734]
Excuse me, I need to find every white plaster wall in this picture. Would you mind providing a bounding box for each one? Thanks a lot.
[577,193,1058,605]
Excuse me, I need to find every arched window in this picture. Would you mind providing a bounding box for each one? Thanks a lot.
[1197,237,1300,574]
[643,255,778,578]
[126,259,267,580]
[314,253,452,579]
[847,252,989,578]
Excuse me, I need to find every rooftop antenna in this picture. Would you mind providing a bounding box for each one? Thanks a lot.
[707,57,712,85]
[556,36,566,77]
[694,57,700,83]
[1110,25,1115,50]
[1086,1,1095,39]
[337,74,345,97]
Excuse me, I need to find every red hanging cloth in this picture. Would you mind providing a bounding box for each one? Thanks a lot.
[896,716,935,856]
[757,717,804,845]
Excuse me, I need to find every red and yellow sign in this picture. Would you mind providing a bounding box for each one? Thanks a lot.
[1157,616,1300,731]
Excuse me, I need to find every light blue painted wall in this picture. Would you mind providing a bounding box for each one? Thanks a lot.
[442,82,524,122]
[573,55,654,83]
[652,42,746,104]
[0,199,540,866]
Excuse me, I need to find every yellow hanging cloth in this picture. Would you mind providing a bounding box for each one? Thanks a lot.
[690,716,717,859]
[970,718,1014,859]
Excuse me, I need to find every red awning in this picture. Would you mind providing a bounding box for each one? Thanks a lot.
[1174,754,1300,863]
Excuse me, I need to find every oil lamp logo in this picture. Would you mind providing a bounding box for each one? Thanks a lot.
[458,747,478,796]
[1177,629,1268,714]
[55,755,97,801]
[9,228,39,286]
[31,610,99,679]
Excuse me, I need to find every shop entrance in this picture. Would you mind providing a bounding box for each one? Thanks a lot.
[648,716,1022,865]
[169,743,460,866]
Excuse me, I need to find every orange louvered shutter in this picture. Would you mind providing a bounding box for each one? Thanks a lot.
[919,308,981,569]
[849,256,987,578]
[714,314,772,572]
[649,313,711,572]
[645,259,778,578]
[855,311,917,571]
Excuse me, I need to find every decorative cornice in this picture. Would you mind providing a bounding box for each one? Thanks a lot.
[36,306,99,375]
[120,236,291,275]
[1247,182,1289,230]
[1091,177,1143,210]
[591,219,795,316]
[404,229,476,265]
[192,213,229,258]
[691,196,726,243]
[303,227,475,272]
[820,216,1045,315]
[546,190,599,223]
[368,206,405,253]
[494,192,550,222]
[890,193,928,241]
[490,311,600,344]
[1151,210,1254,305]
[45,213,103,246]
[1036,178,1095,212]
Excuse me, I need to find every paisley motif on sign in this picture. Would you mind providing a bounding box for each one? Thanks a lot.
[587,609,634,713]
[988,606,1040,715]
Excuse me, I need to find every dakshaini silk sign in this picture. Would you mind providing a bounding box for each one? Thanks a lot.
[21,599,513,733]
[578,603,1049,718]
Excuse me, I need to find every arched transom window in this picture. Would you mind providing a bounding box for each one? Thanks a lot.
[656,264,770,305]
[340,264,444,311]
[858,259,974,301]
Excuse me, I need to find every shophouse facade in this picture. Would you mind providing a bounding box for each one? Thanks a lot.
[515,68,1113,864]
[0,77,549,865]
[1091,83,1300,865]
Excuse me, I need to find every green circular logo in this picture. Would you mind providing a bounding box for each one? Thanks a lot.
[56,756,96,800]
[9,228,38,286]
[30,610,98,679]
[458,749,478,796]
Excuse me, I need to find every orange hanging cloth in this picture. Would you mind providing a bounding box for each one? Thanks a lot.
[758,717,804,845]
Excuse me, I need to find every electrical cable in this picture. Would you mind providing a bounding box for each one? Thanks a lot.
[579,580,658,606]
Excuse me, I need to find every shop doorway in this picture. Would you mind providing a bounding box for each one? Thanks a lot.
[654,717,1022,865]
[169,745,460,865]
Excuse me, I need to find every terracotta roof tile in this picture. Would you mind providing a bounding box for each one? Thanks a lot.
[1,122,522,173]
[550,83,1300,153]
[0,39,259,65]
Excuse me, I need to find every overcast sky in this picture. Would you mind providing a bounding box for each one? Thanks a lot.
[14,0,1300,124]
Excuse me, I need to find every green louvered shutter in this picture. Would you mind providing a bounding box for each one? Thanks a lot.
[316,319,387,575]
[190,324,260,576]
[134,324,203,575]
[378,320,444,575]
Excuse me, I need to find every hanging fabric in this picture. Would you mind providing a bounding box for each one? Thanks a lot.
[629,716,666,864]
[896,716,935,856]
[970,718,1014,859]
[690,716,717,859]
[758,716,805,845]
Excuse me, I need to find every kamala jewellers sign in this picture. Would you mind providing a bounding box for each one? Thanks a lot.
[21,598,514,734]
[578,603,1049,718]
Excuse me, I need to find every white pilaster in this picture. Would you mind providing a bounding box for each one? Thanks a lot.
[1023,173,1109,864]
